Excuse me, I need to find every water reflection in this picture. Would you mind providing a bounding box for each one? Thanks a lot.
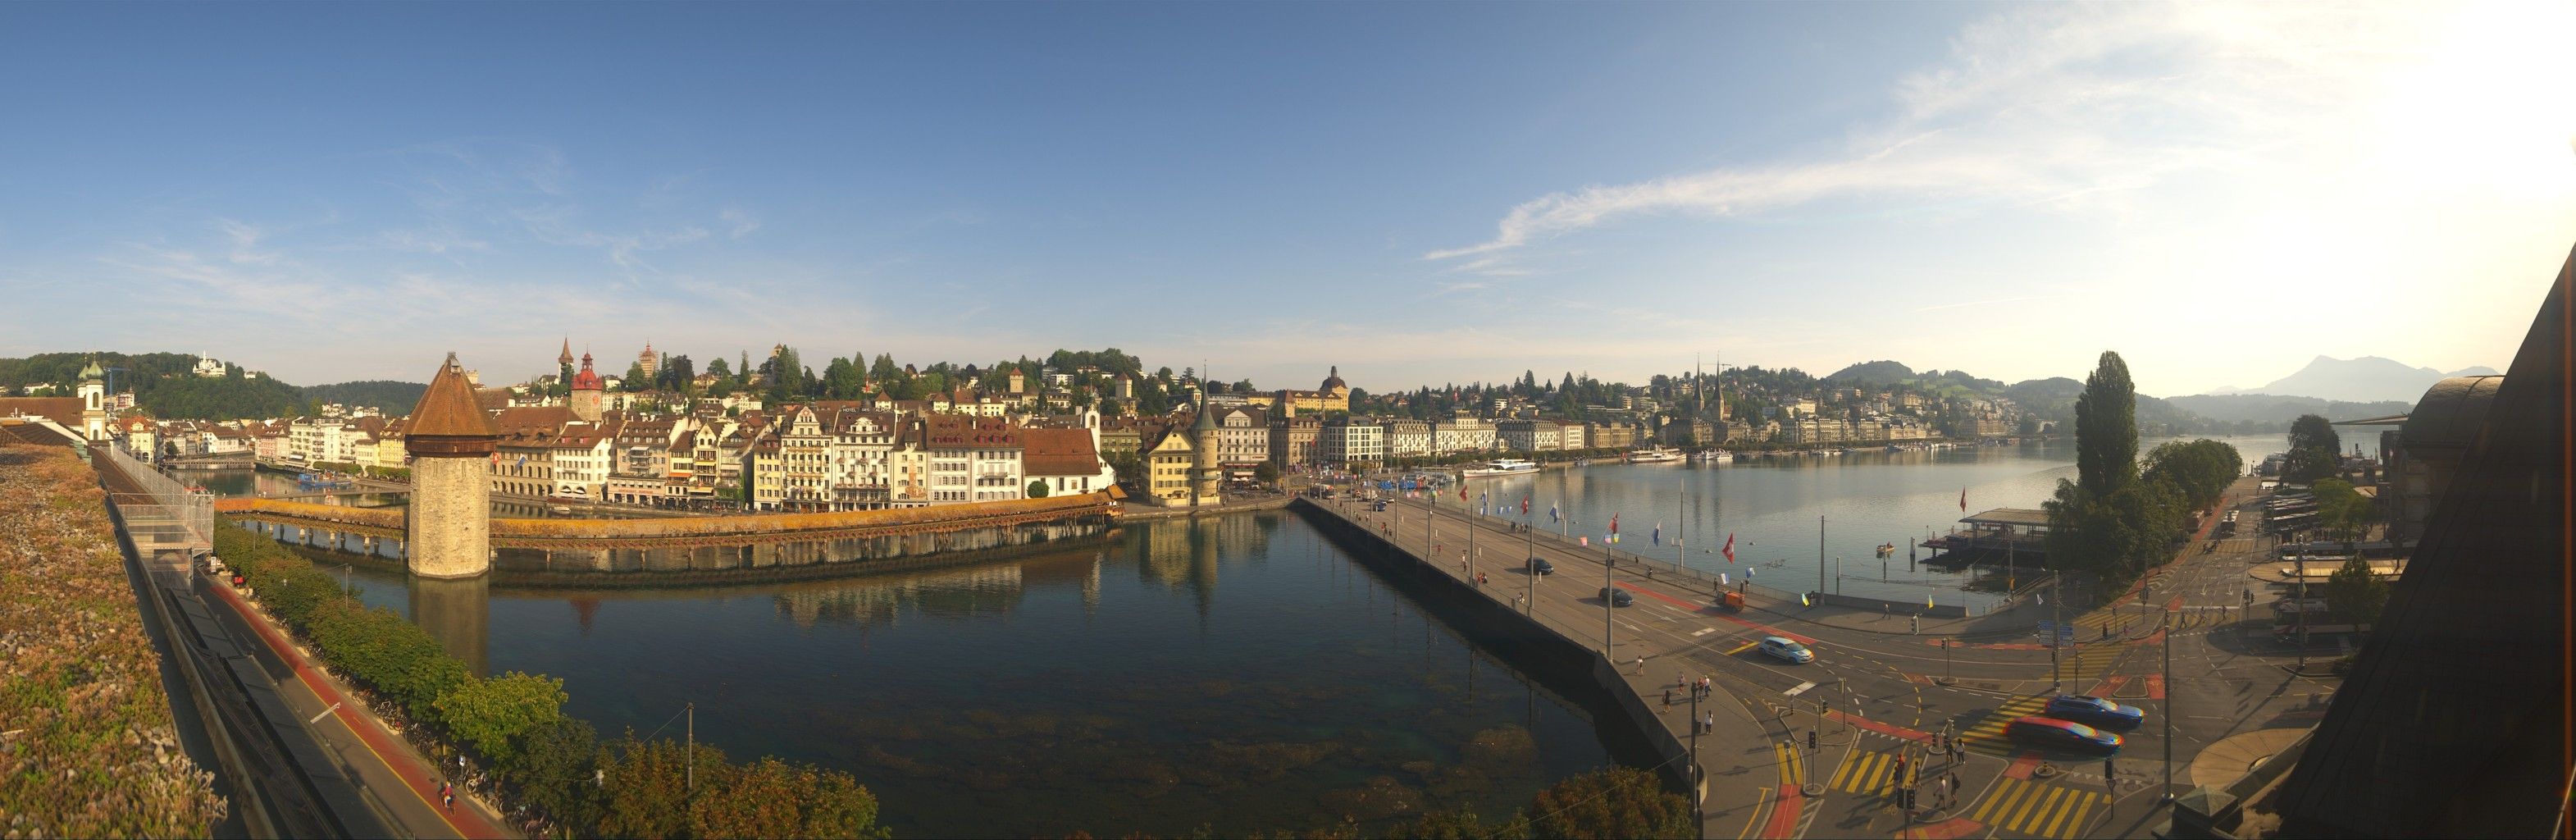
[321,512,1612,838]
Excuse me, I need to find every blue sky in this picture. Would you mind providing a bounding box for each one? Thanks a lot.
[3,2,2570,395]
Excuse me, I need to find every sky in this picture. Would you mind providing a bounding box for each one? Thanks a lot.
[2,2,2570,397]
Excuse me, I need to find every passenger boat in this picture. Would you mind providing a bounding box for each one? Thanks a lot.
[1690,449,1733,463]
[1626,447,1684,463]
[1461,459,1542,477]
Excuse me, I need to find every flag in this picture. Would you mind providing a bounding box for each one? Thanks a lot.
[1521,495,1530,515]
[1800,591,1811,607]
[1549,503,1560,523]
[1580,536,1589,547]
[1653,523,1662,546]
[1719,572,1729,587]
[1610,514,1619,534]
[1722,532,1736,564]
[1479,491,1488,516]
[1959,486,1967,513]
[1460,485,1468,502]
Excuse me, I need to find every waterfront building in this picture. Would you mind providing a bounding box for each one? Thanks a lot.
[823,409,901,510]
[549,421,616,500]
[1138,422,1199,506]
[1319,417,1384,468]
[1434,415,1497,454]
[1189,395,1224,504]
[1212,406,1269,481]
[1268,406,1321,467]
[923,414,1024,504]
[1379,418,1432,459]
[1558,422,1586,450]
[492,428,558,498]
[1022,427,1114,497]
[1496,418,1563,453]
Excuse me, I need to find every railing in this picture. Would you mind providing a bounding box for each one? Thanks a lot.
[99,443,214,552]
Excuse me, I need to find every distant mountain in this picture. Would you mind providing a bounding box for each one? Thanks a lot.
[2164,394,2414,427]
[2220,356,2496,404]
[1824,360,1915,386]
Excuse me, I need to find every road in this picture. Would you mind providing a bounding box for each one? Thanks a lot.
[86,436,517,839]
[1314,472,2337,840]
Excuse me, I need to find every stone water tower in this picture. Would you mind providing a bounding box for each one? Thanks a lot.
[403,353,499,578]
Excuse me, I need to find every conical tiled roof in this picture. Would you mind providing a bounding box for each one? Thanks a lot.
[408,353,499,439]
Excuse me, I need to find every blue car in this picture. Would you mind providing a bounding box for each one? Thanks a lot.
[2045,695,2146,731]
[2006,716,2123,756]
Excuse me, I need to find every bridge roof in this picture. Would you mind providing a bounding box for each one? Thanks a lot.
[407,353,498,438]
[1960,508,2049,527]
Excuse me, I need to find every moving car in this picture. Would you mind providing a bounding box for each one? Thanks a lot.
[1598,587,1634,607]
[1756,637,1813,664]
[2005,716,2123,756]
[1526,556,1554,576]
[2045,695,2145,730]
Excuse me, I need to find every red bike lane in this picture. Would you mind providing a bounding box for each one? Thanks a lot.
[206,580,513,839]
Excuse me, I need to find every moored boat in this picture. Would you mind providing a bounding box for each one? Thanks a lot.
[1461,459,1542,477]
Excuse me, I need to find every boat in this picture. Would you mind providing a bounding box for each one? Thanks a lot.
[1690,449,1733,463]
[1875,542,1897,557]
[1461,459,1542,477]
[1627,447,1684,463]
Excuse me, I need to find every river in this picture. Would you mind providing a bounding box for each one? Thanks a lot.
[221,431,2337,836]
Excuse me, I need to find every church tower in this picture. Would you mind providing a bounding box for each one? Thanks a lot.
[77,358,107,441]
[1189,390,1224,506]
[638,340,659,380]
[557,338,576,396]
[405,353,500,579]
[570,351,604,422]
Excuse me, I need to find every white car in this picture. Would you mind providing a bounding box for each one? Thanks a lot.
[1758,637,1814,664]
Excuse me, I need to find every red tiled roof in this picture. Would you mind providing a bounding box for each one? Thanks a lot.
[1019,427,1101,477]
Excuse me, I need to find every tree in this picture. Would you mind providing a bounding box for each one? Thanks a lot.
[622,360,649,391]
[434,671,568,768]
[1026,479,1050,499]
[1253,461,1282,487]
[2074,351,2137,498]
[1524,766,1691,839]
[2324,555,2388,625]
[508,717,603,831]
[2142,439,2241,511]
[707,356,732,381]
[1397,809,1524,839]
[2313,478,2374,540]
[2285,414,2342,482]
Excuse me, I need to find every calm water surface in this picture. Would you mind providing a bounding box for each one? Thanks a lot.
[329,514,1617,838]
[259,430,2340,835]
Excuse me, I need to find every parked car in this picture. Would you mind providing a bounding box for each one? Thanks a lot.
[1598,587,1634,607]
[1757,637,1814,664]
[2045,695,2145,731]
[1526,556,1555,576]
[2005,716,2123,756]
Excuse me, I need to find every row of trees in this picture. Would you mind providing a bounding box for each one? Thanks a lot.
[214,525,887,838]
[1390,766,1693,839]
[2282,414,2344,482]
[2043,352,2244,596]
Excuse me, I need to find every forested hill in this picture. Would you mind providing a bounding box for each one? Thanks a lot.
[302,381,428,413]
[0,352,416,420]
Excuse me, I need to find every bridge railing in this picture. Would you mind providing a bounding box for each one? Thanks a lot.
[99,443,214,552]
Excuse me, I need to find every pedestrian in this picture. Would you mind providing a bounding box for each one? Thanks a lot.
[1703,710,1715,733]
[1663,688,1673,708]
[1634,655,1646,675]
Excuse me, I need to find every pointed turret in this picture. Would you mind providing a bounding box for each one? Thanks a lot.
[405,353,497,579]
[559,337,575,366]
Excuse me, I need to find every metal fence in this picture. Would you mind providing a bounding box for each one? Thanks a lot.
[99,443,214,554]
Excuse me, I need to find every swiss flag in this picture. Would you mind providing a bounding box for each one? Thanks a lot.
[1609,514,1619,534]
[1722,532,1736,564]
[1959,487,1967,513]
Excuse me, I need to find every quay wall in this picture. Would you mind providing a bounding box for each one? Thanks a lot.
[1288,498,1695,798]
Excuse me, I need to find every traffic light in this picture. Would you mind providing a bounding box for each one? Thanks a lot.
[1899,785,1916,810]
[1808,729,1818,751]
[2104,758,2116,778]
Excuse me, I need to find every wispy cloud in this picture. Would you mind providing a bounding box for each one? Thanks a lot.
[720,206,761,240]
[1425,3,2452,267]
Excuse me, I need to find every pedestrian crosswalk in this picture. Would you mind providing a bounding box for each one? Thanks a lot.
[2051,640,2131,683]
[1969,777,2109,838]
[1958,695,2050,755]
[1827,748,1917,795]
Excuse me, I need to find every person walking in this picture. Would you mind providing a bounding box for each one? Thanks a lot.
[1634,655,1646,675]
[1663,688,1673,709]
[1703,710,1715,734]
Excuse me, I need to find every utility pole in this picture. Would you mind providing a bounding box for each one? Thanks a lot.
[2051,576,2063,688]
[1817,515,1826,599]
[2296,550,2309,672]
[686,702,695,792]
[2163,604,2175,802]
[1524,495,1534,614]
[1604,529,1616,657]
[1689,682,1704,828]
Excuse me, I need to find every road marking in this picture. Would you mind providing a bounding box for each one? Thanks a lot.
[1970,777,2109,839]
[1783,681,1816,696]
[307,701,343,724]
[1726,641,1759,656]
[1694,627,1717,637]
